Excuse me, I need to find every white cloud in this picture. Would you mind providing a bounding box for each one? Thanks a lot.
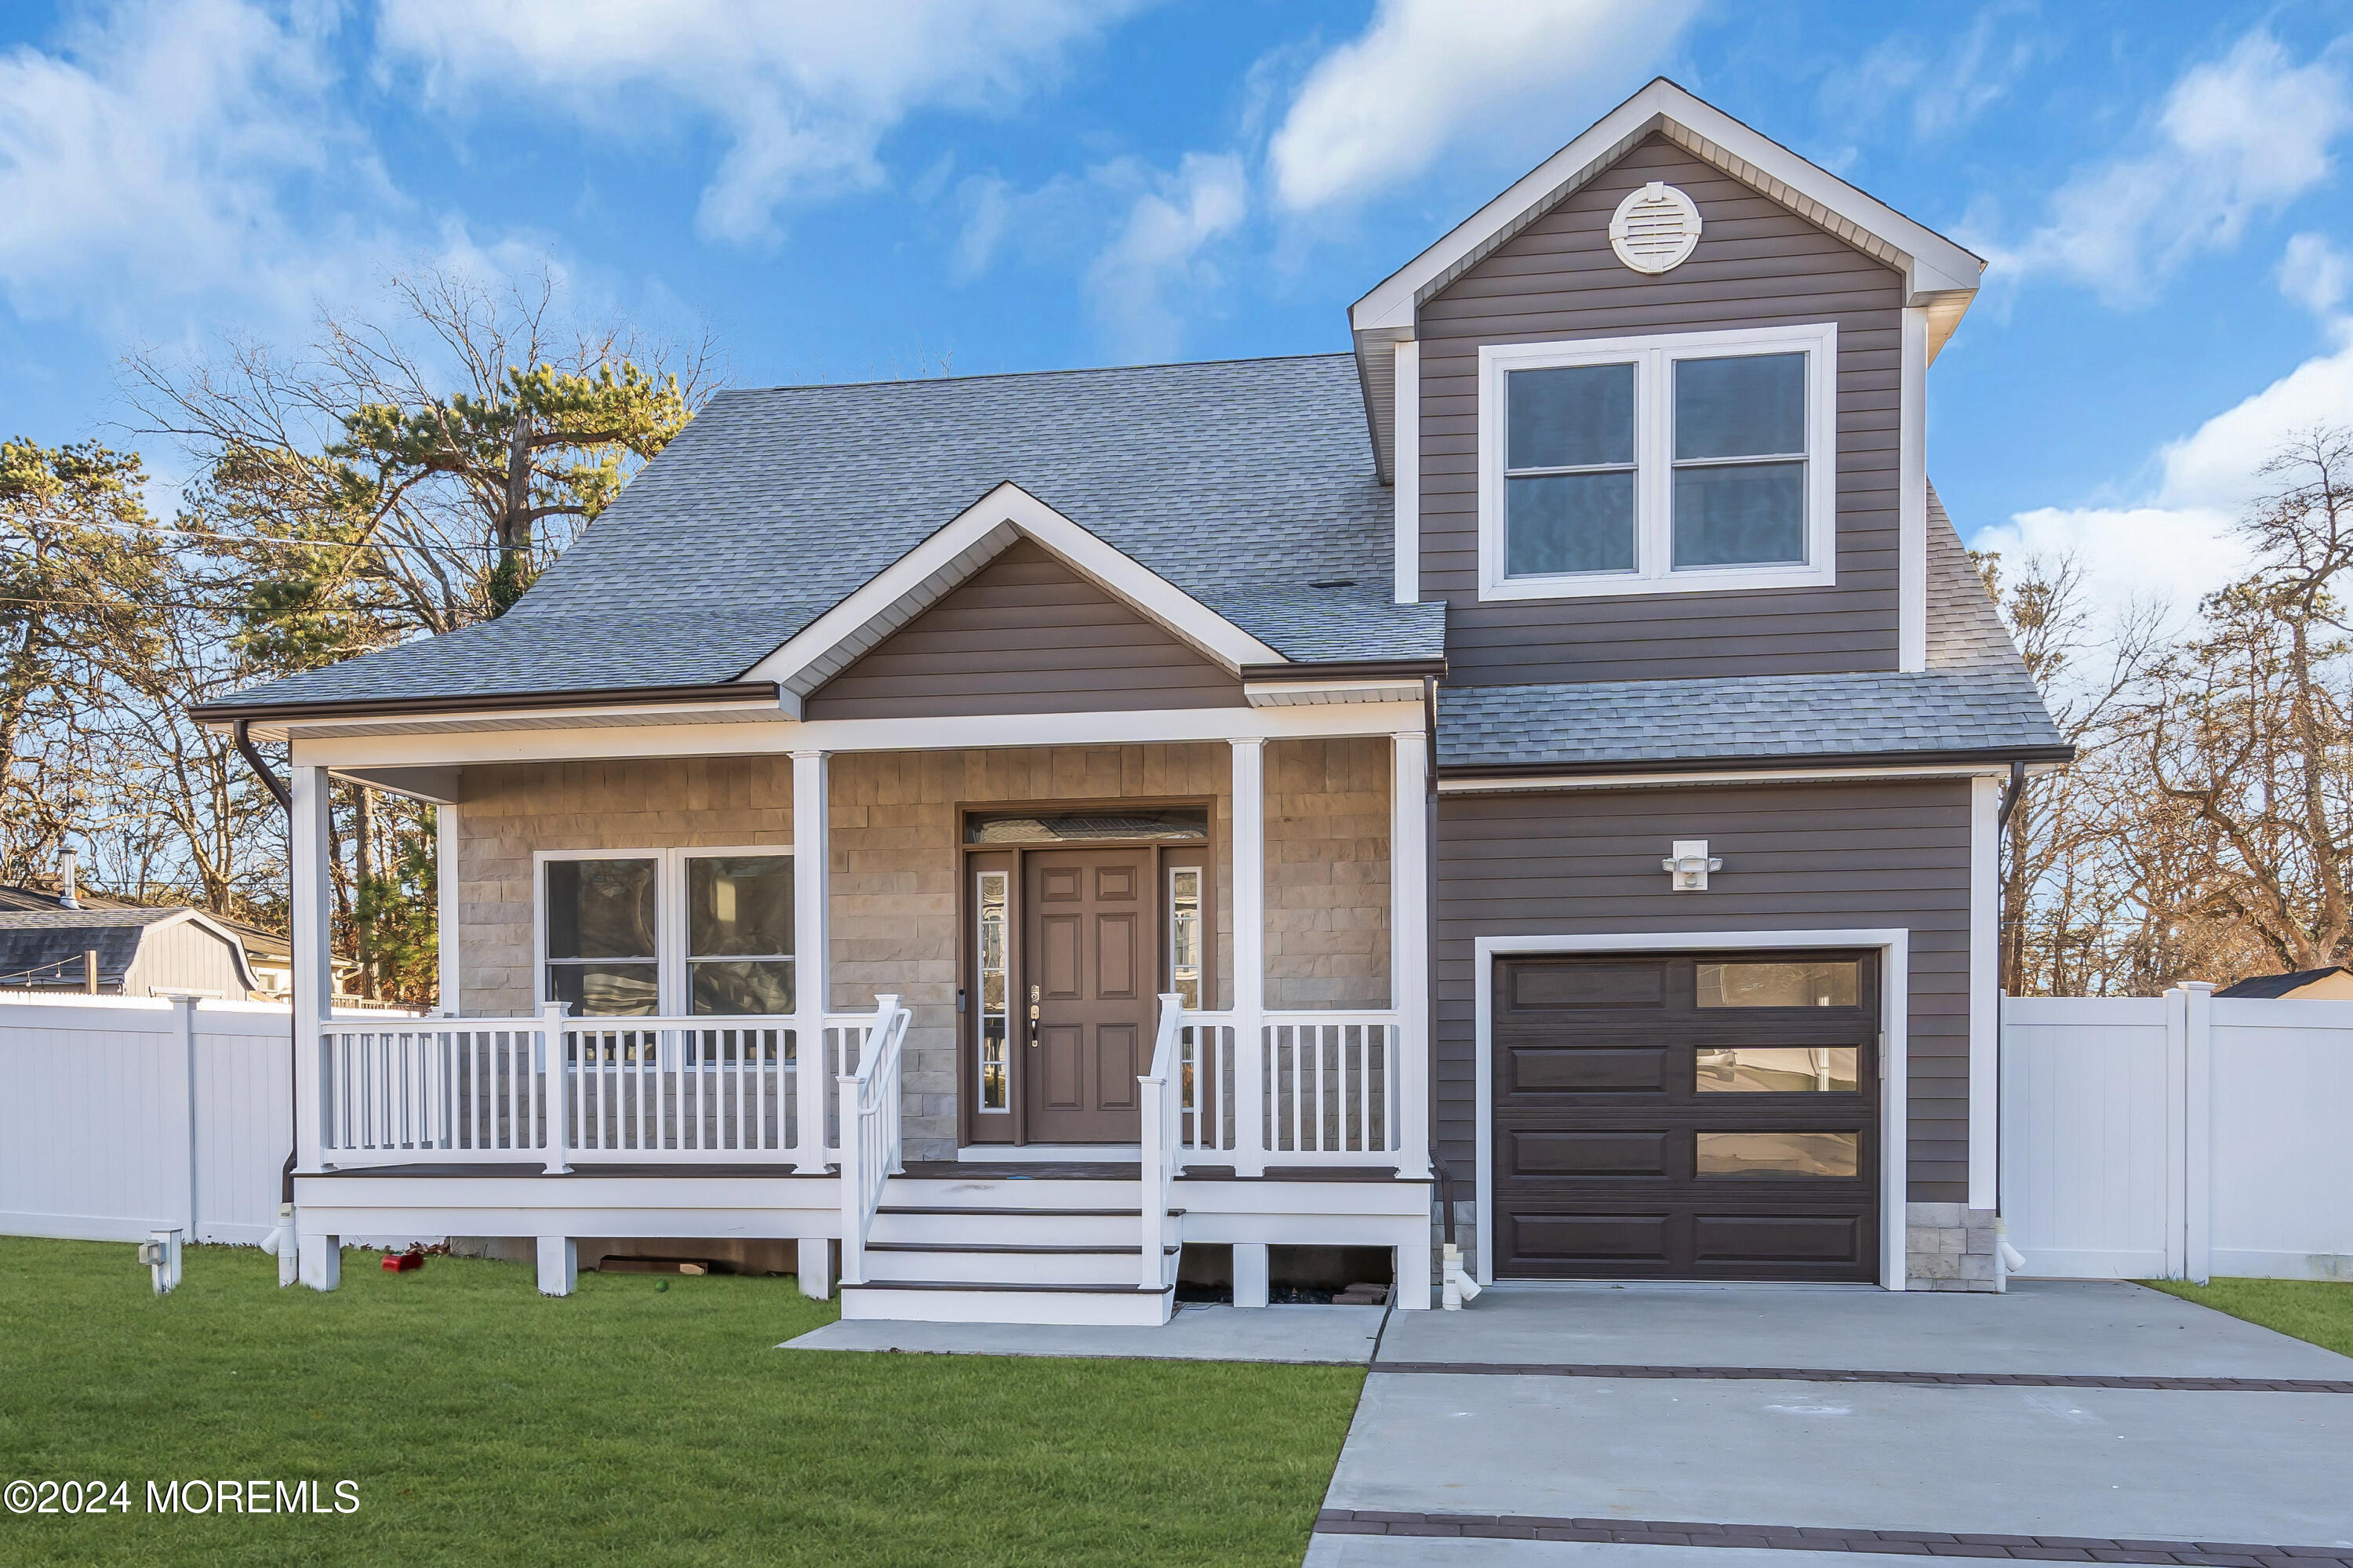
[0,0,395,326]
[374,0,1136,247]
[2278,231,2352,319]
[1266,0,1700,214]
[1827,3,2045,141]
[949,151,1246,361]
[1969,238,2353,625]
[1979,31,2353,305]
[1085,153,1247,361]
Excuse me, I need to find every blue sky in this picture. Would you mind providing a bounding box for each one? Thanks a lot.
[4,0,2351,619]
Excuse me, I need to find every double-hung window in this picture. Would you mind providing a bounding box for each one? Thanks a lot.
[540,848,795,1017]
[1478,323,1837,599]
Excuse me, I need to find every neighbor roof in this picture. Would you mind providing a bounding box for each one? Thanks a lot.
[1436,487,2067,773]
[2214,966,2349,999]
[209,355,1443,713]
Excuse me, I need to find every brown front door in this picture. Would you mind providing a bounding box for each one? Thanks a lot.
[1024,848,1150,1143]
[1491,951,1881,1282]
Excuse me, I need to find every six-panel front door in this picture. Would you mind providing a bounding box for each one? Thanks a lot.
[1023,848,1150,1143]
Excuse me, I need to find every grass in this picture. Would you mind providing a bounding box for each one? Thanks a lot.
[0,1238,1362,1567]
[2141,1276,2353,1359]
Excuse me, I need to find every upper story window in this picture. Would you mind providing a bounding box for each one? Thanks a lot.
[1478,323,1838,601]
[540,848,794,1017]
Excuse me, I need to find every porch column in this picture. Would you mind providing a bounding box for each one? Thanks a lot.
[1391,730,1431,1181]
[436,799,460,1016]
[290,765,333,1177]
[791,749,832,1173]
[1229,737,1267,1177]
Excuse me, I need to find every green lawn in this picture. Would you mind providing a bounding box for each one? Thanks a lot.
[2143,1276,2353,1359]
[0,1238,1362,1567]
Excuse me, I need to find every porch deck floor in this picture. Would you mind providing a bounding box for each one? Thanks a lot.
[780,1302,1388,1363]
[308,1162,829,1179]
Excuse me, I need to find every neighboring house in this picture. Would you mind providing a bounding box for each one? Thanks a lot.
[2215,967,2353,1000]
[0,885,264,999]
[191,79,2065,1319]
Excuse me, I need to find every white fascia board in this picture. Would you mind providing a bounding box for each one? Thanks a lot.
[289,700,1428,770]
[251,696,792,745]
[1351,78,1984,334]
[743,481,1282,691]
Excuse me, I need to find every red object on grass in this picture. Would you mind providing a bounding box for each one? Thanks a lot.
[382,1253,424,1272]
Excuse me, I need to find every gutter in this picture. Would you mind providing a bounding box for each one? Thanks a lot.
[1237,657,1447,683]
[1439,743,2076,783]
[231,721,299,1213]
[191,678,782,726]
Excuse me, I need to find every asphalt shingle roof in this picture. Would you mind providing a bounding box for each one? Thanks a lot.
[1437,487,2067,771]
[220,355,1440,708]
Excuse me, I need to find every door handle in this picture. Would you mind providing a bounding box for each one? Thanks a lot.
[1027,984,1041,1046]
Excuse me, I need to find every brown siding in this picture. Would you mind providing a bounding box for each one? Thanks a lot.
[1419,135,1905,685]
[805,540,1246,719]
[1435,780,1973,1206]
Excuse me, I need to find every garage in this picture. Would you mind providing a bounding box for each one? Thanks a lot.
[1491,951,1880,1282]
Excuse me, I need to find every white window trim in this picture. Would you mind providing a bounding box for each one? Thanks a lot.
[533,846,795,1017]
[1476,322,1839,602]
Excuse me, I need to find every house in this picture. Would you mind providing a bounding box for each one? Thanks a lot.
[2215,966,2353,1000]
[0,881,267,1000]
[190,78,2065,1319]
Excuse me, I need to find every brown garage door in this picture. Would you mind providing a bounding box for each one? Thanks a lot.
[1492,952,1879,1282]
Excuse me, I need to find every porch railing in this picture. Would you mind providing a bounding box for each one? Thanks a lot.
[1172,1008,1420,1174]
[837,994,911,1286]
[1137,994,1185,1291]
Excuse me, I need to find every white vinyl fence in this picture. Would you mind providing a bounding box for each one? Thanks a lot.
[0,994,298,1245]
[2002,986,2353,1282]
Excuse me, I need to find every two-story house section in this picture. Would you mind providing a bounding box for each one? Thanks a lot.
[195,79,2064,1322]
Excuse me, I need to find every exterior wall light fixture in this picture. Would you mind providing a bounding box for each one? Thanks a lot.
[1664,840,1722,892]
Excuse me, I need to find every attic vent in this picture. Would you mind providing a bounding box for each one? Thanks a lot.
[1609,182,1703,275]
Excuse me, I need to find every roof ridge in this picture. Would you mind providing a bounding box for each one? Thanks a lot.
[710,351,1353,400]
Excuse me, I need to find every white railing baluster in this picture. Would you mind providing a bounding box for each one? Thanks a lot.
[837,995,908,1286]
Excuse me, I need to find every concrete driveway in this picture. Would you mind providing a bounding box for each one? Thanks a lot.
[1309,1281,2353,1567]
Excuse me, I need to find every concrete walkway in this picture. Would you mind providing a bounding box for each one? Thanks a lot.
[780,1301,1385,1363]
[1310,1282,2353,1567]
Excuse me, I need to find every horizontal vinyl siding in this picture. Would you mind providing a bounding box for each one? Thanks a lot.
[1435,780,1973,1204]
[1420,136,1906,686]
[805,540,1246,719]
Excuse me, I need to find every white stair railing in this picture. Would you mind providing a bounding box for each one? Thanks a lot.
[1139,994,1185,1290]
[837,993,910,1286]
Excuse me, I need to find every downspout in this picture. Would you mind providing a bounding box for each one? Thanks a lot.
[1422,676,1449,1246]
[1992,759,2028,1280]
[231,719,298,1210]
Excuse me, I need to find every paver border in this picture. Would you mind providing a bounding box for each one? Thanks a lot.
[1370,1363,2353,1395]
[1314,1510,2353,1563]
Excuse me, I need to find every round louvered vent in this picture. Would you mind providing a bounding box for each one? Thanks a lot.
[1609,182,1702,274]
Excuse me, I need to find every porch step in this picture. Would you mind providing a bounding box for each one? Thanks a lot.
[839,1280,1176,1326]
[846,1172,1179,1324]
[864,1241,1180,1287]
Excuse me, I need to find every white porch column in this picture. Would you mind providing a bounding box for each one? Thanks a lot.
[1391,730,1431,1181]
[290,765,333,1178]
[1229,737,1267,1177]
[792,749,832,1173]
[436,799,460,1017]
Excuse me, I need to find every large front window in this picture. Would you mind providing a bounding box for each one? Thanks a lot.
[540,849,794,1017]
[1480,323,1836,600]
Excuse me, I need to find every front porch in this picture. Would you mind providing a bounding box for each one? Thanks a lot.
[284,718,1438,1320]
